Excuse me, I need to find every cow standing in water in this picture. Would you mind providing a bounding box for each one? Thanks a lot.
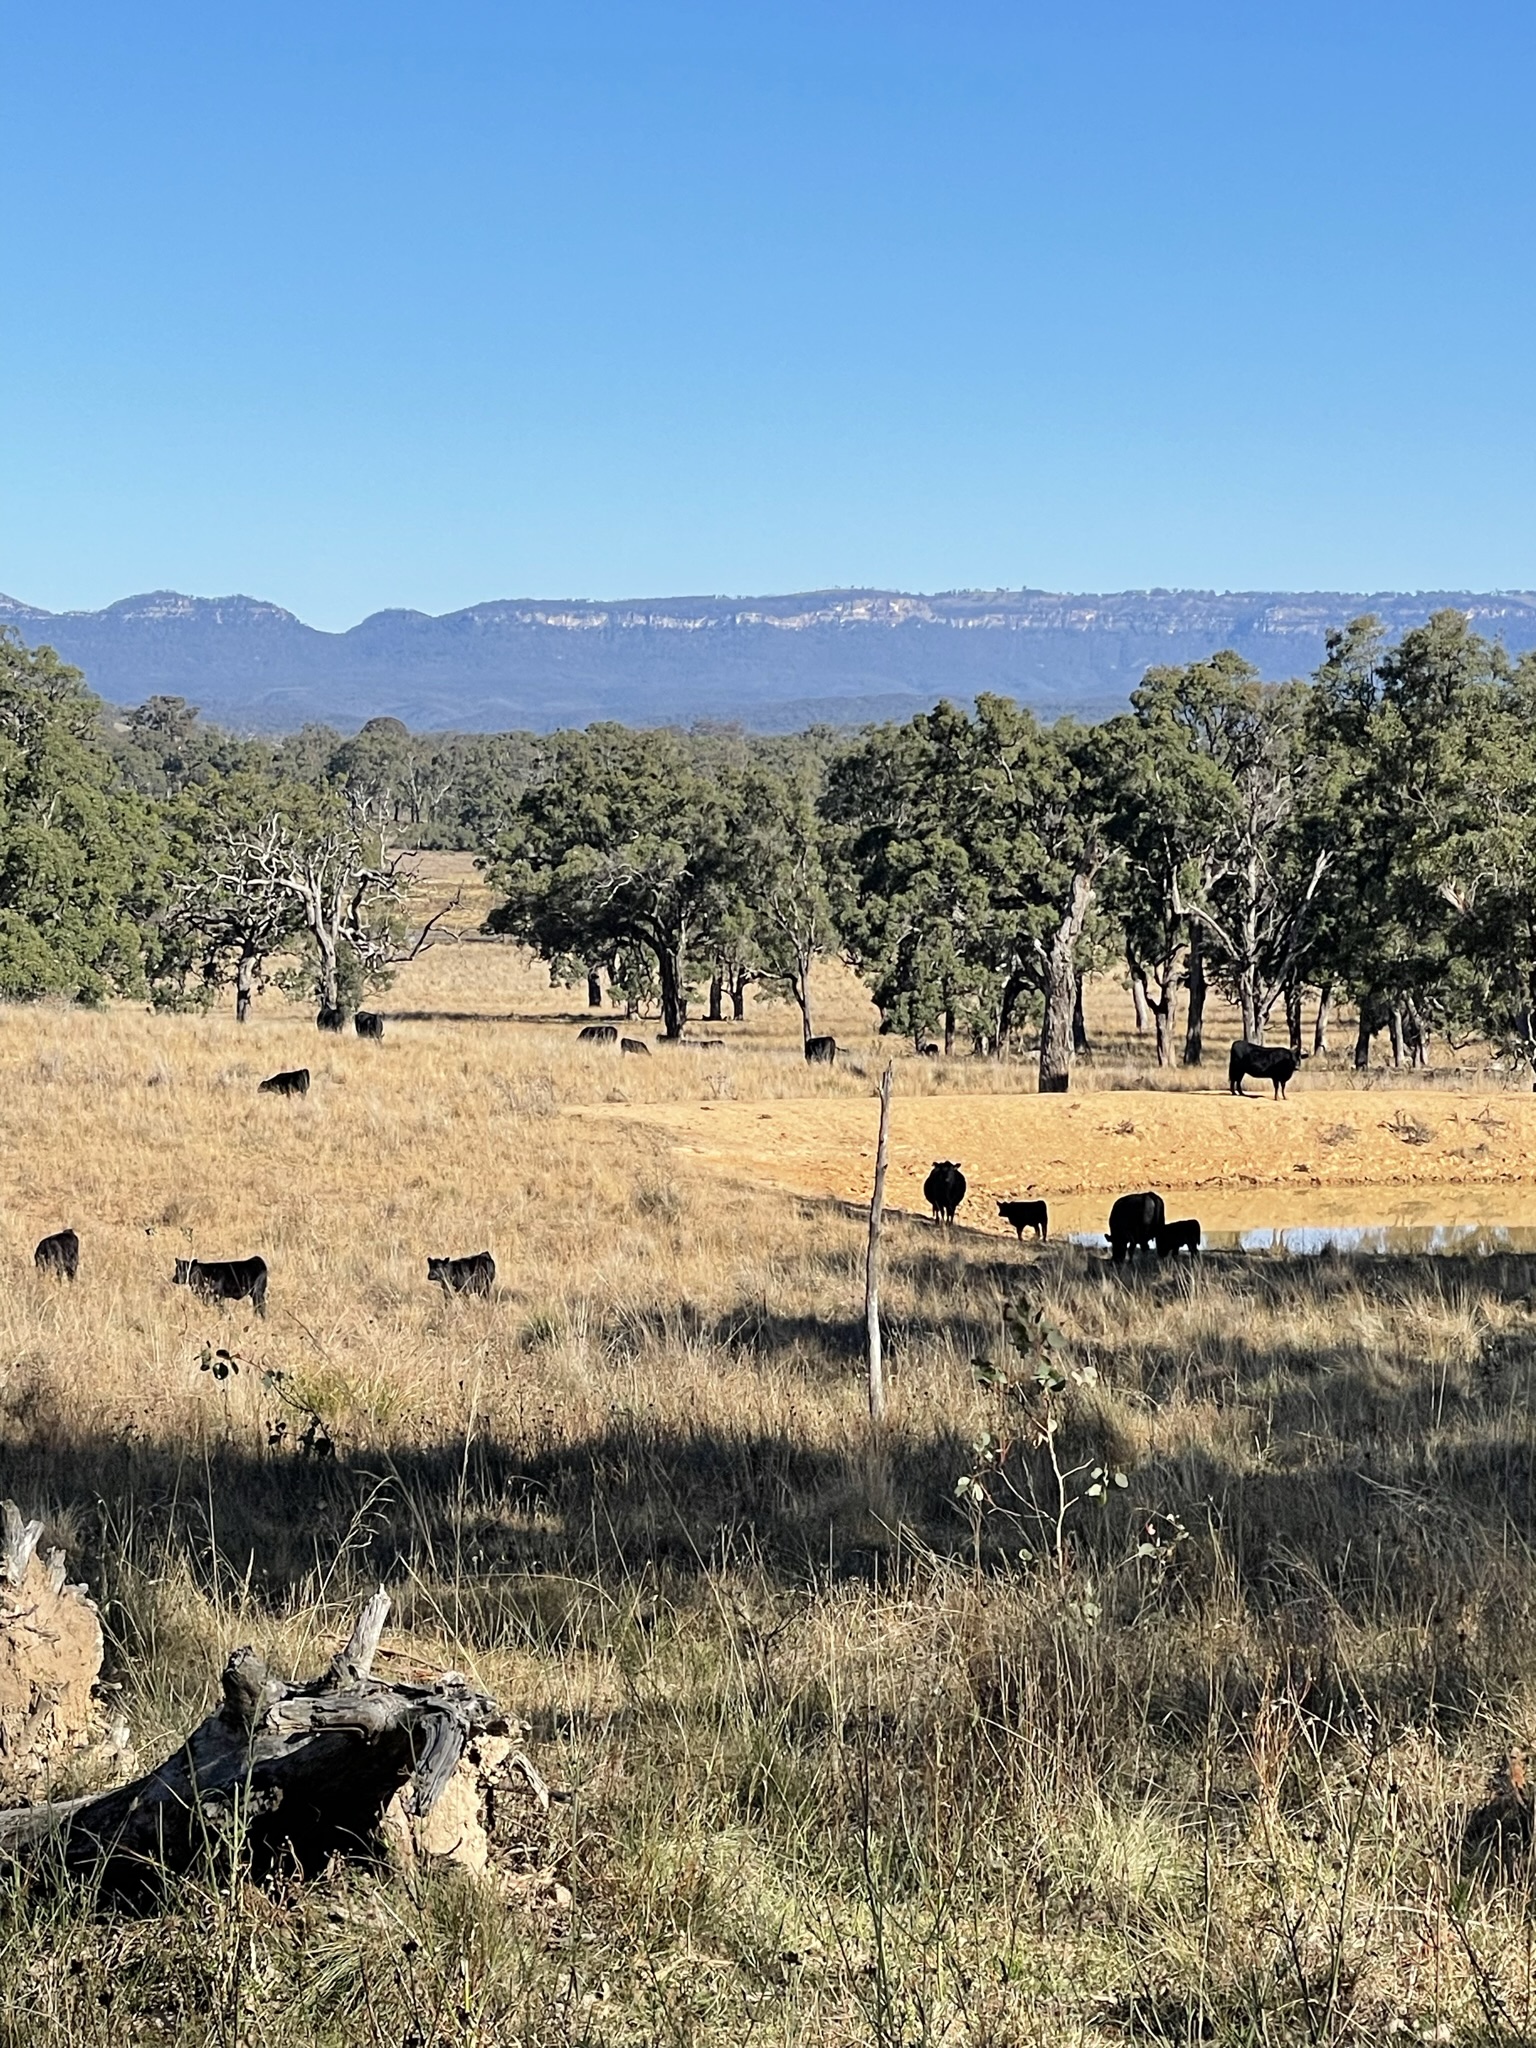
[1108,1192,1164,1264]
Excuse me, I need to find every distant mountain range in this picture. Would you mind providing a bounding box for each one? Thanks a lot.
[4,586,1536,734]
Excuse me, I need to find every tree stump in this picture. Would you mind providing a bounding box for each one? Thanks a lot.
[0,1503,106,1798]
[0,1588,503,1902]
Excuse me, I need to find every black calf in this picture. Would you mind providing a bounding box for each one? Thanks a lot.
[258,1068,309,1097]
[998,1200,1048,1242]
[35,1229,79,1281]
[428,1252,496,1296]
[173,1255,268,1316]
[1156,1219,1201,1256]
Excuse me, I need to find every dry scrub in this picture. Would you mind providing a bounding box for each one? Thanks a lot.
[0,964,1534,2044]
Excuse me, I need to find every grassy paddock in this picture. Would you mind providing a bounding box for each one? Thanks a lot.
[1,972,1535,2044]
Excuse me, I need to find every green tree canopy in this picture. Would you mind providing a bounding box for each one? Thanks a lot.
[0,633,167,1001]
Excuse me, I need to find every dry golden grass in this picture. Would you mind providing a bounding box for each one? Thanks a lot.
[3,931,1536,2044]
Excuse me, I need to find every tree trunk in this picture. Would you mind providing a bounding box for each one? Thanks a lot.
[996,970,1027,1054]
[1404,999,1428,1067]
[1284,977,1303,1059]
[732,971,748,1022]
[658,942,687,1040]
[1183,930,1207,1067]
[1152,975,1177,1068]
[1239,973,1261,1045]
[794,958,814,1047]
[317,931,340,1012]
[1129,957,1151,1036]
[1355,1010,1374,1070]
[587,970,603,1008]
[1314,980,1332,1057]
[235,945,261,1024]
[708,972,723,1023]
[1389,1005,1405,1068]
[0,1592,500,1903]
[1038,872,1093,1094]
[1073,979,1091,1055]
[943,1003,955,1058]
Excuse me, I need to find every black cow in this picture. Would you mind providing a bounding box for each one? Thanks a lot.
[924,1161,966,1223]
[998,1199,1048,1242]
[173,1255,268,1316]
[316,1006,347,1033]
[918,1043,940,1058]
[1156,1218,1202,1257]
[804,1036,838,1065]
[258,1068,310,1097]
[620,1037,651,1056]
[579,1024,618,1044]
[1108,1191,1165,1264]
[428,1251,495,1296]
[354,1011,385,1041]
[1229,1040,1300,1099]
[34,1229,79,1281]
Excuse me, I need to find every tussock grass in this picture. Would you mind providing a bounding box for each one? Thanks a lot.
[2,965,1536,2042]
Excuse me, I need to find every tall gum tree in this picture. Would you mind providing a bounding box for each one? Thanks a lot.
[825,697,1110,1089]
[0,633,165,1001]
[483,725,736,1039]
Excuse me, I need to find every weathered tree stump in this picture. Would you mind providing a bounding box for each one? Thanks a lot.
[0,1588,503,1902]
[0,1502,106,1796]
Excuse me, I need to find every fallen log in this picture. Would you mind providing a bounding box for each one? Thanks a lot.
[0,1588,503,1902]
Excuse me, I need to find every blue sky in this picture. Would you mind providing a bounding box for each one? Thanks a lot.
[2,0,1533,627]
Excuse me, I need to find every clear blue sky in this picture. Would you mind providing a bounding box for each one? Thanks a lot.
[3,0,1533,628]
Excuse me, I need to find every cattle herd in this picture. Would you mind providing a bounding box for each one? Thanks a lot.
[19,1029,1298,1315]
[919,1170,1201,1261]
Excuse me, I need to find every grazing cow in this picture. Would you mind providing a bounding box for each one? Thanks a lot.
[34,1229,79,1281]
[620,1037,651,1056]
[1156,1218,1202,1257]
[354,1011,385,1041]
[924,1160,966,1224]
[428,1251,495,1296]
[258,1068,309,1097]
[316,1006,347,1033]
[804,1036,838,1065]
[1107,1191,1165,1264]
[998,1199,1048,1242]
[1229,1040,1300,1099]
[579,1024,619,1044]
[173,1255,268,1316]
[918,1043,940,1058]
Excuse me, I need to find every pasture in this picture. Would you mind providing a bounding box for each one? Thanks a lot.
[2,926,1536,2044]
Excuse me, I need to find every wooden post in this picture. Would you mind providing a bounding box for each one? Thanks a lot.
[865,1062,894,1425]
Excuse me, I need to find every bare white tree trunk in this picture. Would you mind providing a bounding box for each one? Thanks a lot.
[865,1064,894,1426]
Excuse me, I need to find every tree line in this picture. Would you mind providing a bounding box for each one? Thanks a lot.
[5,607,1536,1091]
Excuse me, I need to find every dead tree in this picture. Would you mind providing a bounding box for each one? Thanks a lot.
[0,1591,502,1902]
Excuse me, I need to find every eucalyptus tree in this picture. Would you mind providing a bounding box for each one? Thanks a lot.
[483,724,738,1039]
[825,696,1112,1088]
[0,632,166,1001]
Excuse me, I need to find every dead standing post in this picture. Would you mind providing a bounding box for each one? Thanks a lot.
[864,1062,894,1424]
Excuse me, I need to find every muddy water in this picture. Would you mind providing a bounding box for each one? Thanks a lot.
[1047,1186,1536,1256]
